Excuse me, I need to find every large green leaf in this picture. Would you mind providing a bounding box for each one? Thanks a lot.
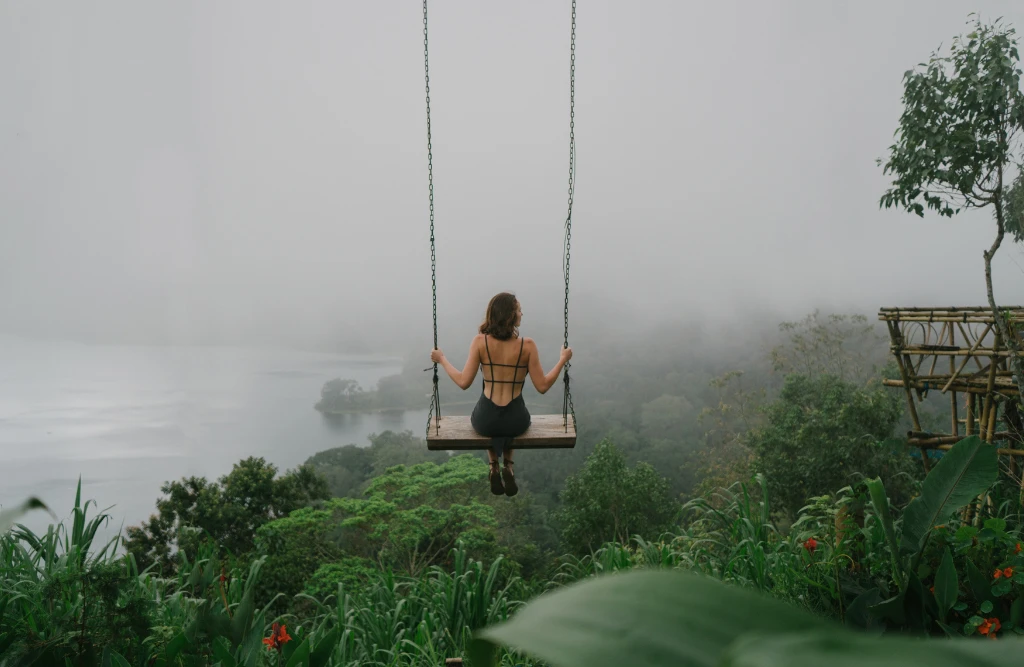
[934,547,958,621]
[901,436,997,554]
[866,477,903,586]
[470,569,833,667]
[310,627,340,667]
[285,639,311,667]
[720,630,1024,667]
[966,557,992,604]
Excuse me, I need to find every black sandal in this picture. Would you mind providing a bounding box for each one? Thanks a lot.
[501,460,518,497]
[489,461,505,496]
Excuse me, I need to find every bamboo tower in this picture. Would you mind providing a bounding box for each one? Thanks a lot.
[878,307,1024,476]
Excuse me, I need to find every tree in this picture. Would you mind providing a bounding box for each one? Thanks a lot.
[315,378,365,413]
[879,15,1024,399]
[303,430,450,498]
[557,439,679,555]
[769,311,886,386]
[123,457,329,573]
[257,455,499,579]
[332,455,498,575]
[748,374,916,516]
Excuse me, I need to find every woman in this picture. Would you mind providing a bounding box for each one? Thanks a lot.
[430,292,572,496]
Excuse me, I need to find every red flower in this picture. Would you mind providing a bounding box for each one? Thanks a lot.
[262,622,292,651]
[1004,567,1014,579]
[994,569,1003,579]
[803,538,818,554]
[978,617,1001,639]
[1016,542,1022,554]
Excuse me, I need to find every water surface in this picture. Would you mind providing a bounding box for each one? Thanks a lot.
[0,336,425,538]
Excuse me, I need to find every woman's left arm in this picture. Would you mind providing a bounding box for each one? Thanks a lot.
[431,336,480,390]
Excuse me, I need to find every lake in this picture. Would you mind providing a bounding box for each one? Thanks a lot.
[0,336,426,540]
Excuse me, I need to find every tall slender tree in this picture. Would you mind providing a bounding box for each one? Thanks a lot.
[879,15,1024,400]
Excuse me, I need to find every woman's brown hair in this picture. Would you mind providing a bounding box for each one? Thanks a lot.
[479,292,519,341]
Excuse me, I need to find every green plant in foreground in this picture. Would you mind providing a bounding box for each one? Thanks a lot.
[468,437,1017,666]
[864,435,1000,634]
[469,566,1024,667]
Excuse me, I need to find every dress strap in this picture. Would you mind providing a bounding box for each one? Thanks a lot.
[484,335,496,400]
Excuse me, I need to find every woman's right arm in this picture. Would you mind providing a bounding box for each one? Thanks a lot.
[526,338,572,394]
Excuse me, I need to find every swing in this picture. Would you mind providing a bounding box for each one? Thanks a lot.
[421,0,578,451]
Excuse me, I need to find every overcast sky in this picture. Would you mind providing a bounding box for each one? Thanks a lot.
[2,1,1024,352]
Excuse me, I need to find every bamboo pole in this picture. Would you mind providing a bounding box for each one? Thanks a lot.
[942,323,993,392]
[981,336,1001,442]
[879,306,1024,312]
[898,348,1013,357]
[959,321,989,371]
[908,432,1012,447]
[882,379,1019,395]
[966,392,975,436]
[987,399,1000,445]
[885,319,1024,327]
[889,325,922,433]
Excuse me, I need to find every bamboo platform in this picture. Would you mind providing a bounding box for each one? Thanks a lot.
[878,307,1023,474]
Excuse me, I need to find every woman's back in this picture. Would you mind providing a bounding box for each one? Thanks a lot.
[480,334,528,406]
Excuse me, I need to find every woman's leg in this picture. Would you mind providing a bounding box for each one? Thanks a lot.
[487,440,505,495]
[501,447,518,496]
[500,402,528,497]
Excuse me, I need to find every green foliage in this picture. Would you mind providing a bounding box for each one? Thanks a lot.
[259,455,498,583]
[1,484,154,664]
[770,311,887,385]
[305,430,449,498]
[330,455,498,575]
[123,457,330,574]
[748,373,914,516]
[865,436,1001,633]
[1007,169,1024,242]
[879,16,1024,218]
[900,435,998,554]
[471,567,1024,667]
[557,439,680,555]
[252,508,344,612]
[302,557,378,601]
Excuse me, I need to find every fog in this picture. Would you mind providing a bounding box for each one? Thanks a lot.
[2,1,1024,355]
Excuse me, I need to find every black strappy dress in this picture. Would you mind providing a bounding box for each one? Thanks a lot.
[471,335,531,458]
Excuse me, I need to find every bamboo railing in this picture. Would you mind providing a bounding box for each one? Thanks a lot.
[879,307,1023,478]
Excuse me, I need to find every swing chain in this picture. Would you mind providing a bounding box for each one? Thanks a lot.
[562,0,577,432]
[424,0,440,437]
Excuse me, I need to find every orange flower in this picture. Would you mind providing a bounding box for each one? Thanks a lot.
[978,617,1001,639]
[1004,567,1014,579]
[262,622,292,651]
[994,569,1003,579]
[1016,542,1022,554]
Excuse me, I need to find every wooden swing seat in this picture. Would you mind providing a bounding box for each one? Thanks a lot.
[426,414,577,450]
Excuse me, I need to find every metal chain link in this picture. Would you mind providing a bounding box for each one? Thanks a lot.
[423,0,441,437]
[562,0,577,432]
[421,0,577,436]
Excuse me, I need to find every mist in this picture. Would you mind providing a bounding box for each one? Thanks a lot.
[2,1,1024,355]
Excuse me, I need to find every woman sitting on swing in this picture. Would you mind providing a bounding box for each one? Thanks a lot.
[430,292,572,496]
